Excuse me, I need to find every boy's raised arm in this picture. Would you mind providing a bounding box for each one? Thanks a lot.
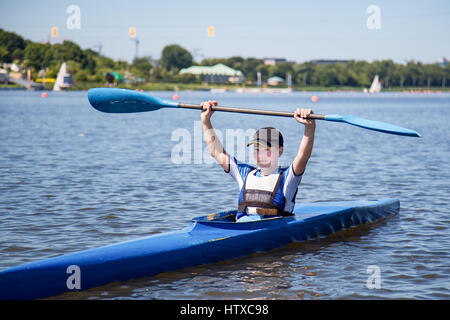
[292,108,316,176]
[201,101,230,172]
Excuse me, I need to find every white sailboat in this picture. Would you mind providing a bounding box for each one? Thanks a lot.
[53,62,73,91]
[369,74,382,93]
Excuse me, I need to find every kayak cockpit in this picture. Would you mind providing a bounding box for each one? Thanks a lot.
[191,210,295,230]
[192,210,237,222]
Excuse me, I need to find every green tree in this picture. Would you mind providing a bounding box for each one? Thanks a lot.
[11,48,24,61]
[200,57,227,66]
[82,48,98,71]
[294,62,316,86]
[369,60,394,87]
[73,69,90,82]
[423,63,444,87]
[273,62,294,80]
[0,29,26,62]
[24,42,49,69]
[97,56,116,69]
[443,64,450,88]
[316,64,342,86]
[387,63,405,87]
[225,56,244,69]
[241,58,263,82]
[131,56,152,80]
[44,41,87,68]
[405,61,422,86]
[0,46,8,62]
[160,44,192,71]
[255,63,270,82]
[65,60,82,74]
[347,60,371,87]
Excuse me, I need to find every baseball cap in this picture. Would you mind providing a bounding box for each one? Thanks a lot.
[246,127,284,148]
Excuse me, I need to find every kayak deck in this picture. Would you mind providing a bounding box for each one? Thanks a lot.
[0,198,399,300]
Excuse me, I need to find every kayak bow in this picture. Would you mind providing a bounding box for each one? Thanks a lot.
[0,198,399,300]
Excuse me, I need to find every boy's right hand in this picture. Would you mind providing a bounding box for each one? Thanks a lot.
[201,100,218,123]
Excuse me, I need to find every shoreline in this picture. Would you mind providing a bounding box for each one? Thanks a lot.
[1,82,449,93]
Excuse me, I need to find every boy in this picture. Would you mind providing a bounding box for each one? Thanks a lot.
[201,100,315,222]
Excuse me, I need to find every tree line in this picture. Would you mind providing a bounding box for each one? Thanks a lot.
[1,28,449,88]
[198,57,449,88]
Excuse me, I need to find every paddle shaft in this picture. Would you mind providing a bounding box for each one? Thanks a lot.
[178,103,325,119]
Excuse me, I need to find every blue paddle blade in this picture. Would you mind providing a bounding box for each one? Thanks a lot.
[88,88,178,113]
[324,114,421,137]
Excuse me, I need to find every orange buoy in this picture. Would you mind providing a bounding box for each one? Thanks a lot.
[41,92,48,98]
[311,95,318,102]
[173,94,179,100]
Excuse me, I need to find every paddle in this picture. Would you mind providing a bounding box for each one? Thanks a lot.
[88,88,421,137]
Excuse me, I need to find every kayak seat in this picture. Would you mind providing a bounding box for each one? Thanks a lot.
[194,210,237,222]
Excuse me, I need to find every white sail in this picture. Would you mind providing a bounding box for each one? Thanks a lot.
[53,62,66,91]
[369,74,382,93]
[53,62,72,91]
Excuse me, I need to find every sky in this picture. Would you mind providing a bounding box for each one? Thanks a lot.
[1,0,449,64]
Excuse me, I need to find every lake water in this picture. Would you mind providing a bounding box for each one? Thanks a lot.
[0,89,449,300]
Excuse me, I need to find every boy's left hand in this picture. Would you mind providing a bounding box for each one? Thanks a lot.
[294,108,316,127]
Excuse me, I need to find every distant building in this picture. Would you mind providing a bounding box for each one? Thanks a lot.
[310,59,350,65]
[179,63,244,83]
[267,76,284,86]
[263,58,287,66]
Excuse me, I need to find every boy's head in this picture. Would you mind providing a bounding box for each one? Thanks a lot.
[247,127,284,168]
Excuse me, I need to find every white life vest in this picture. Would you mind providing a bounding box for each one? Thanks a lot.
[237,168,292,216]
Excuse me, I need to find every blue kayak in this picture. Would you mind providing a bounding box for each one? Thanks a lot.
[0,198,399,300]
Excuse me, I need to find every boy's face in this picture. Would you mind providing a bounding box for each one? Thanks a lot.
[254,145,283,168]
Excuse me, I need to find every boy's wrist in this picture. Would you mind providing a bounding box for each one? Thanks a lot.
[304,124,315,135]
[202,118,212,127]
